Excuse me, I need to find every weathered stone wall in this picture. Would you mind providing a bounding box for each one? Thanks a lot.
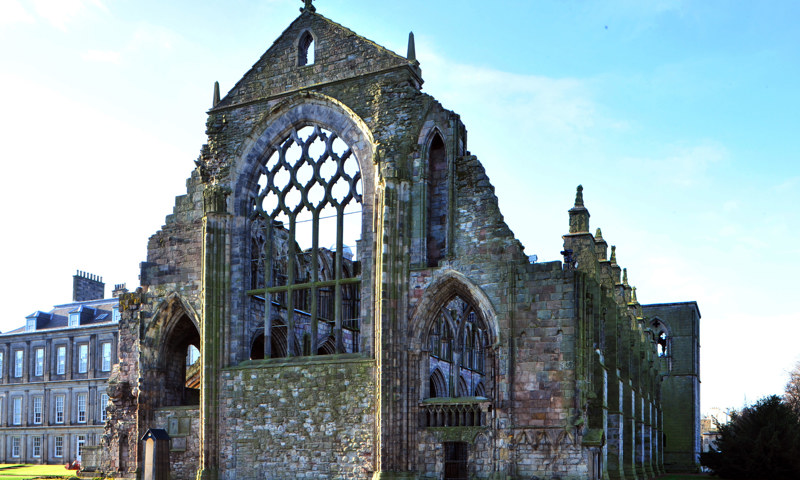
[218,357,375,480]
[152,406,200,480]
[643,302,701,473]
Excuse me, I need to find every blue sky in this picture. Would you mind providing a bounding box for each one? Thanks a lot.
[1,0,798,415]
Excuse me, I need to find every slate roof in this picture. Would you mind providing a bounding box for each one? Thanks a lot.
[3,297,119,335]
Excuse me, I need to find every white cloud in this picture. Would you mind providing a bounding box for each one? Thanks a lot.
[0,0,35,26]
[418,46,606,143]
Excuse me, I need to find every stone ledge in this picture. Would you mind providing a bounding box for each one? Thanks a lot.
[228,353,373,370]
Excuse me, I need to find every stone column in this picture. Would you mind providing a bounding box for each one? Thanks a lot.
[644,399,654,479]
[607,373,626,480]
[634,391,645,479]
[623,380,638,480]
[196,184,230,480]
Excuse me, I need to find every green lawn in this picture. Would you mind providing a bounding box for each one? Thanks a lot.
[0,464,77,479]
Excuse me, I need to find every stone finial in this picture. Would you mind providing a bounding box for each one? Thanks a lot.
[631,286,638,304]
[568,185,590,234]
[407,32,416,62]
[213,81,220,107]
[610,245,617,264]
[575,184,584,207]
[623,268,629,286]
[595,228,603,240]
[300,0,316,13]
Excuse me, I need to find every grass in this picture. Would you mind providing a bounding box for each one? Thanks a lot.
[0,464,77,479]
[657,475,712,480]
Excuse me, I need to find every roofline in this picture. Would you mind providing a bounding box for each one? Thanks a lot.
[642,301,701,318]
[52,297,120,309]
[212,10,419,112]
[0,321,119,338]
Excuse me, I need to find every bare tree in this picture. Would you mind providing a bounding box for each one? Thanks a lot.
[786,362,800,417]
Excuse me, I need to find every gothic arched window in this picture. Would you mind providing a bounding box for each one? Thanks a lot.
[427,133,447,267]
[651,318,669,357]
[298,31,315,66]
[249,124,362,358]
[427,295,488,399]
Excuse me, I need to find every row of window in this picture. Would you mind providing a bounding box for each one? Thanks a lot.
[9,434,85,459]
[0,342,113,379]
[6,392,108,426]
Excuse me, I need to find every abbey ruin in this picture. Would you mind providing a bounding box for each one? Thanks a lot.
[91,3,701,479]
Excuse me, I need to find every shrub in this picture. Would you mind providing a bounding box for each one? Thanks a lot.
[700,395,800,480]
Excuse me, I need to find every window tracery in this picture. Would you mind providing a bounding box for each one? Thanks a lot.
[427,295,488,398]
[248,124,362,358]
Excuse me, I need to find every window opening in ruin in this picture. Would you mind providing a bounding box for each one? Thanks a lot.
[250,333,265,360]
[652,319,669,357]
[249,124,363,358]
[298,31,315,66]
[427,295,488,399]
[162,314,201,407]
[443,442,469,480]
[427,132,448,267]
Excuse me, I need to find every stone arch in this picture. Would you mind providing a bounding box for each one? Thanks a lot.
[250,329,265,360]
[457,375,469,397]
[232,92,378,358]
[650,317,671,357]
[232,91,376,217]
[429,369,447,398]
[426,129,448,267]
[147,294,202,407]
[412,269,498,348]
[414,270,498,404]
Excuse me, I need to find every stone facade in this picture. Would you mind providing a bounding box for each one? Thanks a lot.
[0,272,120,467]
[99,4,700,479]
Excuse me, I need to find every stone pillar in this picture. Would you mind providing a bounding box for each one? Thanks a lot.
[374,167,416,478]
[623,380,638,480]
[607,373,626,480]
[634,391,644,479]
[196,184,230,480]
[644,399,654,479]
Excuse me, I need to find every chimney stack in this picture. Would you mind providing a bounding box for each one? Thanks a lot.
[112,283,129,298]
[73,270,105,302]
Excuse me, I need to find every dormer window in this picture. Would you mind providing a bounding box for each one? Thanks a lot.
[69,312,80,327]
[25,317,36,332]
[298,31,315,66]
[112,306,120,323]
